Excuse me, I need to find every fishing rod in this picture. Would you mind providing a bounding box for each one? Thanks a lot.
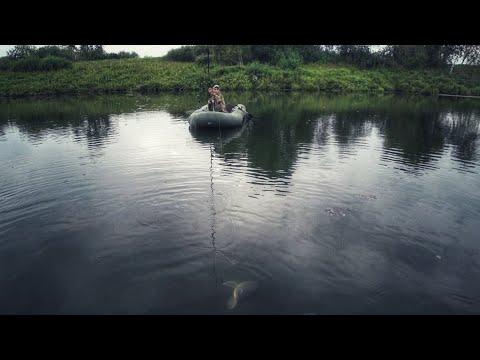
[207,47,210,94]
[197,46,212,109]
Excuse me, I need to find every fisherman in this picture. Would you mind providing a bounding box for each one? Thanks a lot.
[208,84,227,113]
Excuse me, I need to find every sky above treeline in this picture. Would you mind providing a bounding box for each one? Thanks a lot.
[0,45,183,58]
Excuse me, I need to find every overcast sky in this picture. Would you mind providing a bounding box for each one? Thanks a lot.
[0,45,183,58]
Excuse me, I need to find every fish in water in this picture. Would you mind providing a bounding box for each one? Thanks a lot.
[222,281,258,309]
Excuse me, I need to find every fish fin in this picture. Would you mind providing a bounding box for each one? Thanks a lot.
[222,281,238,289]
[227,296,238,309]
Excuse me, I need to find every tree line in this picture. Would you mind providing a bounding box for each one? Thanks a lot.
[0,45,139,72]
[2,45,479,75]
[164,45,480,70]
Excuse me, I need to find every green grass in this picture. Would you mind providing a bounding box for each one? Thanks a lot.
[1,58,479,98]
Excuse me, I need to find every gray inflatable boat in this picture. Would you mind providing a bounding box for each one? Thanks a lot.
[188,104,249,129]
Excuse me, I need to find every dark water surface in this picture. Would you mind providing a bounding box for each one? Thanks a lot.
[1,92,479,314]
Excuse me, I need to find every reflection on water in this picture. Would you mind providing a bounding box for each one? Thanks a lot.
[0,92,479,314]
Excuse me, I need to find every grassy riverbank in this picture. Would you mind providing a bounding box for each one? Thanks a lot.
[1,57,479,98]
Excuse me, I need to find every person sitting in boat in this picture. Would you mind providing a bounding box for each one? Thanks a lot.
[208,84,227,112]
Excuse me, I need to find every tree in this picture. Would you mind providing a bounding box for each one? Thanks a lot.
[7,45,37,59]
[336,45,376,68]
[381,45,480,69]
[78,45,106,60]
[454,45,480,65]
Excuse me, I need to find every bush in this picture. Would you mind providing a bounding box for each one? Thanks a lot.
[105,51,139,60]
[36,46,76,60]
[39,56,72,71]
[10,56,72,72]
[195,54,209,65]
[0,57,14,71]
[11,57,42,72]
[275,50,303,70]
[245,61,272,78]
[469,86,480,96]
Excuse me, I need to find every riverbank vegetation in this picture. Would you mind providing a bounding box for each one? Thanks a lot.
[1,45,479,98]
